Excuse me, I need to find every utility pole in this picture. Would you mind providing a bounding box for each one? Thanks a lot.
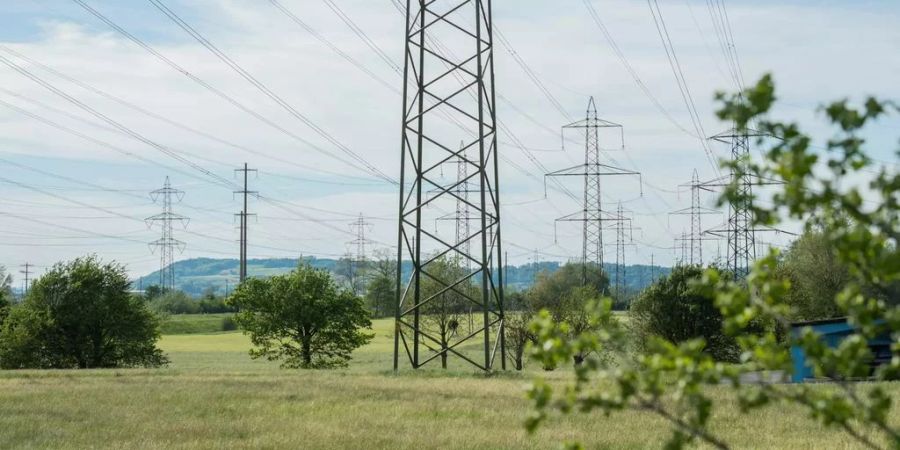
[669,169,720,266]
[234,163,258,283]
[545,98,641,285]
[19,262,32,295]
[395,0,505,372]
[146,176,188,292]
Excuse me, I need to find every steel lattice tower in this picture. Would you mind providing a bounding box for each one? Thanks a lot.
[546,97,639,283]
[350,214,374,264]
[147,176,188,291]
[699,129,786,278]
[394,0,505,372]
[669,169,719,266]
[604,203,635,299]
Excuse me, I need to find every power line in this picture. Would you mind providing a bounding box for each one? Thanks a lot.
[647,0,719,175]
[0,46,385,183]
[144,0,396,185]
[71,0,393,183]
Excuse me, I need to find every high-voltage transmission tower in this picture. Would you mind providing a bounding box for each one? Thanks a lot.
[347,214,374,296]
[436,144,474,268]
[605,203,636,299]
[669,169,720,266]
[19,262,32,295]
[699,130,787,278]
[394,0,505,372]
[545,97,640,284]
[146,176,188,291]
[234,163,257,283]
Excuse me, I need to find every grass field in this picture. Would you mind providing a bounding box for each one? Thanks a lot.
[0,316,897,449]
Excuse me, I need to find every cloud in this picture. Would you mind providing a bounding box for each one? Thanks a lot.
[0,0,896,277]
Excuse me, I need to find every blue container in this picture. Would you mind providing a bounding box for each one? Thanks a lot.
[790,317,893,383]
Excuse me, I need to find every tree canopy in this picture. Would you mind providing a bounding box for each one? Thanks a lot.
[229,264,373,369]
[0,256,167,369]
[527,75,900,449]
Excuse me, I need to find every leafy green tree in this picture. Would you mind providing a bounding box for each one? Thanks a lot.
[529,262,609,320]
[630,265,747,362]
[527,76,900,449]
[0,256,167,369]
[420,257,474,369]
[778,228,849,320]
[229,264,373,369]
[364,252,397,318]
[143,284,167,301]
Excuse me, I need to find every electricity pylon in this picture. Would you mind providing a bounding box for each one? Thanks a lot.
[669,169,720,266]
[19,262,32,295]
[146,176,188,291]
[604,203,637,300]
[436,144,475,268]
[699,129,790,278]
[347,214,374,295]
[234,163,257,282]
[394,0,505,372]
[545,97,640,284]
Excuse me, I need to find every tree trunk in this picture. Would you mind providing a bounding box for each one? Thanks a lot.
[301,337,312,367]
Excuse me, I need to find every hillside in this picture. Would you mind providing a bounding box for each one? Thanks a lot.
[136,257,671,296]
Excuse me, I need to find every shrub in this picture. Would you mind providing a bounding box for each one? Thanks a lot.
[629,265,741,362]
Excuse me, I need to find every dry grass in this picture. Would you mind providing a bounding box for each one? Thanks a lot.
[0,318,896,449]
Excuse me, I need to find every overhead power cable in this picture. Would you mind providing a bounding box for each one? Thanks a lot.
[581,0,697,138]
[646,0,719,174]
[0,46,384,183]
[144,0,396,184]
[71,0,393,184]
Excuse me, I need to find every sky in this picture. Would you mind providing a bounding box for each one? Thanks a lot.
[0,0,898,285]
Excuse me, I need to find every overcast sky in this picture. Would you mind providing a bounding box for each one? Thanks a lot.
[0,0,897,284]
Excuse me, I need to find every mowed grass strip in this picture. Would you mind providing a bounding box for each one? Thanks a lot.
[0,318,897,449]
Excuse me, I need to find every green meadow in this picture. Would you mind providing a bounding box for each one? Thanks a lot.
[0,316,896,449]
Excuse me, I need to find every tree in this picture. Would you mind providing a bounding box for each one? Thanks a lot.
[419,256,475,369]
[629,265,746,362]
[143,284,167,301]
[527,76,900,449]
[529,262,609,321]
[229,264,373,369]
[364,252,397,318]
[334,255,368,296]
[528,263,611,369]
[0,256,168,369]
[779,228,849,320]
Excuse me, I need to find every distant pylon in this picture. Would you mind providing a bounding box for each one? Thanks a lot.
[435,142,475,270]
[349,214,374,264]
[546,97,641,284]
[146,176,188,291]
[19,262,32,295]
[604,202,636,300]
[234,163,258,283]
[348,214,374,295]
[669,169,720,266]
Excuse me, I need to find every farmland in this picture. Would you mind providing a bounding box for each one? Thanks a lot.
[0,316,896,449]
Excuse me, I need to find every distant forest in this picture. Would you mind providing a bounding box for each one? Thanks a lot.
[136,257,672,297]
